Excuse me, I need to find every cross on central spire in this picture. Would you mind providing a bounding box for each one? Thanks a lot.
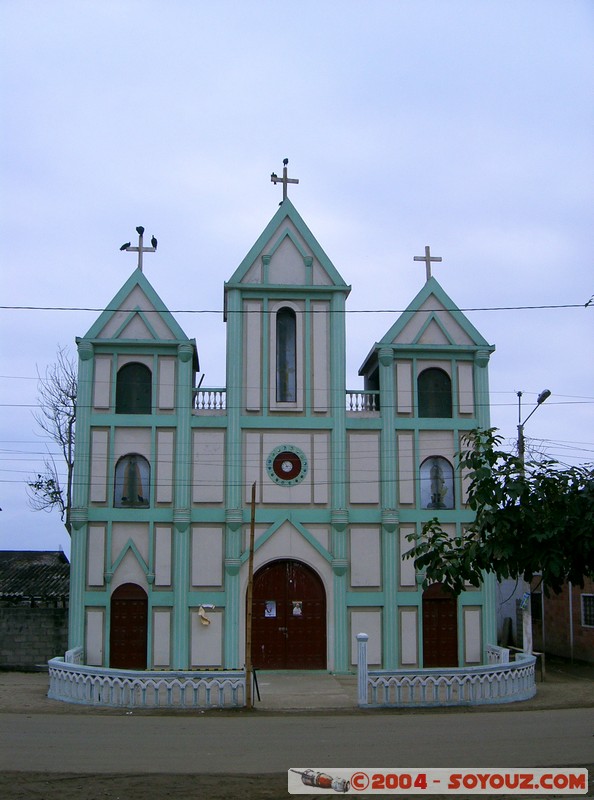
[119,226,157,272]
[271,158,299,201]
[413,245,442,281]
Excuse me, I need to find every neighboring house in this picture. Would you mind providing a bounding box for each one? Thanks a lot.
[0,551,69,669]
[532,577,594,665]
[67,189,496,673]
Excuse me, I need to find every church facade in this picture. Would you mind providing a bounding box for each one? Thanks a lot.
[68,186,496,673]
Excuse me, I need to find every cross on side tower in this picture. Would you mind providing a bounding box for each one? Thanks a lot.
[414,245,442,281]
[271,158,299,201]
[120,226,157,272]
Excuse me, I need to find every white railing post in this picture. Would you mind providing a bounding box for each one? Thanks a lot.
[357,632,369,706]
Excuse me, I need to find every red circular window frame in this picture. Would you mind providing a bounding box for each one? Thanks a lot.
[272,450,302,481]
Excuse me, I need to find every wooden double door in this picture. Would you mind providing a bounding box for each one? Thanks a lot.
[251,560,326,669]
[422,582,459,667]
[109,582,148,670]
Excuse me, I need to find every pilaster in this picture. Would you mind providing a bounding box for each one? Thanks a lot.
[223,288,244,668]
[330,290,349,672]
[474,348,495,652]
[474,349,492,429]
[68,508,88,650]
[70,340,94,652]
[331,509,349,672]
[172,508,190,668]
[225,288,243,512]
[224,509,243,667]
[379,346,398,668]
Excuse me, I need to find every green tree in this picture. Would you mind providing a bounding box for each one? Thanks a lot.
[405,429,594,595]
[26,346,77,535]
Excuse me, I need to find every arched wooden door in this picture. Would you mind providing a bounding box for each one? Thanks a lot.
[422,582,458,668]
[251,560,326,669]
[109,583,148,669]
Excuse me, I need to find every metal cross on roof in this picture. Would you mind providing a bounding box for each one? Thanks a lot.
[119,226,157,272]
[270,158,299,201]
[414,245,442,281]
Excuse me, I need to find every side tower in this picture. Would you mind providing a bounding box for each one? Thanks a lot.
[358,264,496,669]
[221,193,352,671]
[69,264,198,669]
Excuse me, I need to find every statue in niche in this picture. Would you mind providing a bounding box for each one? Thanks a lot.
[420,456,454,510]
[428,458,448,509]
[121,455,145,504]
[115,454,149,507]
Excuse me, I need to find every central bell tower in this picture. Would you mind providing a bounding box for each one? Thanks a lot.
[222,184,352,669]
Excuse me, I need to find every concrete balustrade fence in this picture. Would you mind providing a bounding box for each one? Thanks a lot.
[356,633,536,708]
[48,658,246,709]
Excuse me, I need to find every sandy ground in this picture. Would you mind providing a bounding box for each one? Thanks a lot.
[1,771,592,800]
[0,772,303,800]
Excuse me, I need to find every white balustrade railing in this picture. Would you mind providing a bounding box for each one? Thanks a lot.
[486,643,510,664]
[64,646,84,665]
[356,633,535,708]
[193,388,226,411]
[48,658,245,709]
[346,390,380,412]
[193,388,382,413]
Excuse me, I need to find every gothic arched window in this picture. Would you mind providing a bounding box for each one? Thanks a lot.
[116,363,152,414]
[114,454,150,507]
[420,456,455,509]
[418,368,452,418]
[276,307,296,403]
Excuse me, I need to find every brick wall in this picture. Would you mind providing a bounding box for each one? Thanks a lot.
[543,578,594,664]
[0,607,68,669]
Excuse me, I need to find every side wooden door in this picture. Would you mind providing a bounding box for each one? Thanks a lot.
[109,582,148,670]
[422,582,458,668]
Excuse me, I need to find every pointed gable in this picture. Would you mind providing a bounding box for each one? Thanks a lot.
[384,277,492,348]
[225,198,350,291]
[359,277,494,376]
[82,268,192,344]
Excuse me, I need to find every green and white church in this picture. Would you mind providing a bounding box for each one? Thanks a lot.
[68,169,496,675]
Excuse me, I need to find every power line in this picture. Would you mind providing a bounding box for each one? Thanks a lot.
[0,301,591,314]
[2,397,593,411]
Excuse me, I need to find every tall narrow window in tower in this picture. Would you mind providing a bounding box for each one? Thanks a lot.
[116,362,152,414]
[114,454,150,507]
[418,368,452,418]
[276,307,296,402]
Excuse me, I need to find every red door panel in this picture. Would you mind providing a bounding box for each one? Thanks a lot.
[109,583,148,670]
[422,583,458,668]
[251,560,326,669]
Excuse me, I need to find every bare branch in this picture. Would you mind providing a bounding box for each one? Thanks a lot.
[27,346,76,535]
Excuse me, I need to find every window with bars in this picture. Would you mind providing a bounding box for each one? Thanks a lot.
[581,594,594,628]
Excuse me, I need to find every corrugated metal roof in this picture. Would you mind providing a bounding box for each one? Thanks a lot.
[0,551,70,600]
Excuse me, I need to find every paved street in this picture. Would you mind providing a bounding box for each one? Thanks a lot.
[1,666,592,799]
[1,708,592,774]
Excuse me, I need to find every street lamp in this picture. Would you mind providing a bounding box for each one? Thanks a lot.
[517,389,551,465]
[516,388,551,655]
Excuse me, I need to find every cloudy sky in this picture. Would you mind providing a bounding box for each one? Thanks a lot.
[1,1,592,558]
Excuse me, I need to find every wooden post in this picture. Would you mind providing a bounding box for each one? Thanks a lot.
[245,482,256,708]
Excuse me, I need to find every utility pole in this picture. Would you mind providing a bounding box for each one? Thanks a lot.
[245,482,256,708]
[517,389,551,654]
[517,389,551,468]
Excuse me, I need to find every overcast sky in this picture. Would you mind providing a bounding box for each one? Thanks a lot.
[1,1,592,558]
